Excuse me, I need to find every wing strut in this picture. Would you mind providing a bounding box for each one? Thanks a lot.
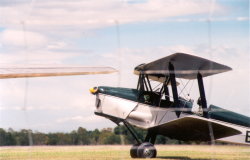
[164,81,170,102]
[197,73,208,117]
[169,62,180,117]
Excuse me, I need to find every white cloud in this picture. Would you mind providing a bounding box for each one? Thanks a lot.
[0,29,47,48]
[0,0,226,65]
[47,41,68,50]
[0,0,223,31]
[0,50,82,64]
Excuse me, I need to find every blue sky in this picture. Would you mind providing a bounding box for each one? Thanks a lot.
[0,0,249,132]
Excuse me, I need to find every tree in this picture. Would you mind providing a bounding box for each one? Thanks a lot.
[0,126,194,146]
[77,127,90,145]
[103,134,120,144]
[47,133,59,145]
[98,128,113,144]
[70,130,78,145]
[16,129,30,146]
[5,132,16,145]
[89,129,100,145]
[32,132,48,145]
[0,128,6,146]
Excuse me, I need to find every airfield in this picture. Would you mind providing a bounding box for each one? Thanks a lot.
[0,145,249,160]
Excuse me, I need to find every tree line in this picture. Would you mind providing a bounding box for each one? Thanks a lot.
[0,125,204,146]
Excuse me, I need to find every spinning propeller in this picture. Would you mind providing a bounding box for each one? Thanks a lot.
[0,66,117,79]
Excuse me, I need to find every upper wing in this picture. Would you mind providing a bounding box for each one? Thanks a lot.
[151,115,241,141]
[0,66,117,79]
[134,53,232,79]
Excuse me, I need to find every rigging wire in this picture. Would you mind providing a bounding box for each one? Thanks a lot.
[178,79,190,98]
[188,80,195,96]
[152,82,162,91]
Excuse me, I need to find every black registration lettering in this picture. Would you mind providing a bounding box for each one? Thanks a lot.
[246,131,250,143]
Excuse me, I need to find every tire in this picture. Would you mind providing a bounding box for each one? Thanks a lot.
[130,143,140,158]
[137,142,157,158]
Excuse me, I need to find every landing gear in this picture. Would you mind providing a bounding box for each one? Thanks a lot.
[123,121,157,158]
[130,144,140,158]
[130,142,157,158]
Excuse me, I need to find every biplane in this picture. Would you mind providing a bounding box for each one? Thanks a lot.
[0,53,249,159]
[89,53,250,158]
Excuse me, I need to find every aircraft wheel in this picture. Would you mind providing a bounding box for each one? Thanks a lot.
[137,142,157,158]
[130,143,140,158]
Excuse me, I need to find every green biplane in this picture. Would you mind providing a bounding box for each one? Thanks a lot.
[1,53,249,159]
[90,53,250,158]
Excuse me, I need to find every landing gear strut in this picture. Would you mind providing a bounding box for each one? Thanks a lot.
[123,121,157,158]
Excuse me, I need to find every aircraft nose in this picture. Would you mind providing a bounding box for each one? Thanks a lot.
[89,87,98,94]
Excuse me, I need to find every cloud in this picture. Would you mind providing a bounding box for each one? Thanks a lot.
[0,0,223,31]
[0,50,82,64]
[0,0,231,65]
[47,41,68,50]
[0,29,47,48]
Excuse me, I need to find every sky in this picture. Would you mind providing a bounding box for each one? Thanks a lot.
[0,0,249,133]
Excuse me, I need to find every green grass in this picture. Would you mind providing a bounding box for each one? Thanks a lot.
[0,145,249,160]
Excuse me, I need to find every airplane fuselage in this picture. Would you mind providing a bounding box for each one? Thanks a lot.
[93,86,250,145]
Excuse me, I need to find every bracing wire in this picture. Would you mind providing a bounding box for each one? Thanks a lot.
[178,79,190,99]
[152,82,163,91]
[188,80,195,96]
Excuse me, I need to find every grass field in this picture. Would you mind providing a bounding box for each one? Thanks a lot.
[0,145,249,160]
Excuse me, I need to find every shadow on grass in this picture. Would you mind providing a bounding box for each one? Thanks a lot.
[157,156,218,160]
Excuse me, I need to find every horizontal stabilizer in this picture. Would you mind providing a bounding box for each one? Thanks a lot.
[152,116,241,141]
[134,53,232,79]
[0,66,117,79]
